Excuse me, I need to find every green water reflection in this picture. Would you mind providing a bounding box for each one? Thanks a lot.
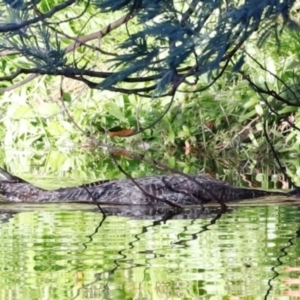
[0,204,300,299]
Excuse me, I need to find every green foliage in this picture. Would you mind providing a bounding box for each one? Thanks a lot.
[93,0,297,93]
[0,0,299,188]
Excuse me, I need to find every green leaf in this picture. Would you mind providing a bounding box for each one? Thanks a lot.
[10,105,35,119]
[104,102,127,122]
[238,110,256,122]
[36,103,59,117]
[63,93,72,103]
[48,151,67,170]
[278,106,298,114]
[167,129,175,144]
[168,156,175,168]
[47,121,67,136]
[255,104,264,116]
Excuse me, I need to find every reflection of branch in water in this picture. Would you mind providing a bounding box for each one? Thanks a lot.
[70,209,108,300]
[71,207,189,299]
[79,184,109,249]
[72,206,230,299]
[98,208,182,272]
[173,207,228,248]
[82,213,106,250]
[264,219,300,300]
[78,185,109,249]
[132,210,184,300]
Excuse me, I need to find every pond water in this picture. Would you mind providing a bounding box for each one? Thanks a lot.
[0,200,300,300]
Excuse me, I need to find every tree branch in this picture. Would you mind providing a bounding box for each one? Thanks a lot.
[0,0,76,32]
[65,13,133,54]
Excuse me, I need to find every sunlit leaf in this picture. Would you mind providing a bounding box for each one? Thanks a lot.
[104,102,127,122]
[11,105,35,119]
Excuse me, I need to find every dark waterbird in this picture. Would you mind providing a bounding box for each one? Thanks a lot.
[0,168,297,206]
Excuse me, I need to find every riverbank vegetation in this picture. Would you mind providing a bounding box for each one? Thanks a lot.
[0,1,300,189]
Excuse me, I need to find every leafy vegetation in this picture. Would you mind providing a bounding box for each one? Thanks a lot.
[0,0,299,189]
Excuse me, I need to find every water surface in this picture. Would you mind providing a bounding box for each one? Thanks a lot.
[0,200,300,299]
